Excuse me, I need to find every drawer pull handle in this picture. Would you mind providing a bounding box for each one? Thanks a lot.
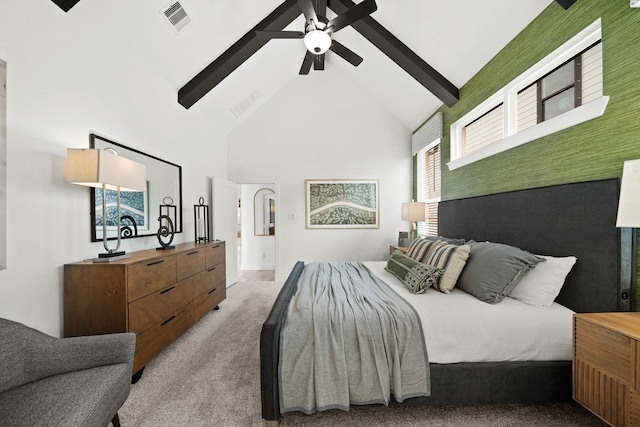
[213,245,221,248]
[208,288,217,295]
[161,316,176,326]
[160,286,176,294]
[207,267,217,272]
[187,251,199,256]
[147,260,165,266]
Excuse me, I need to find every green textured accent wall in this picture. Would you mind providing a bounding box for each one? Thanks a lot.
[435,0,640,306]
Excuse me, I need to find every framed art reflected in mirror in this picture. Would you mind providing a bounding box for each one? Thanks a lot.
[89,133,183,242]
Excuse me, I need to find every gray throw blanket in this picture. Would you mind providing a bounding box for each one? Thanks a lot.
[279,261,430,414]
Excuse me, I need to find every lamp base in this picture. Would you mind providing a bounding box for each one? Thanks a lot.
[156,246,175,250]
[98,251,126,258]
[93,252,130,263]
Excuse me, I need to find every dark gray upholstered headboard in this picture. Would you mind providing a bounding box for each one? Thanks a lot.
[438,178,635,313]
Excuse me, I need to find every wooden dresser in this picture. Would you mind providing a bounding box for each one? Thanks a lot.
[573,312,640,426]
[64,241,226,375]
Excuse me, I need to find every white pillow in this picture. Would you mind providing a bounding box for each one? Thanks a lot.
[507,255,577,307]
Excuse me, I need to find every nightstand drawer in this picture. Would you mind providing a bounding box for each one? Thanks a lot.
[575,317,635,385]
[128,277,193,335]
[128,256,177,301]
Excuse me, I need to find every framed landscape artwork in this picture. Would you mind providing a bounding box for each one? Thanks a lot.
[305,179,379,229]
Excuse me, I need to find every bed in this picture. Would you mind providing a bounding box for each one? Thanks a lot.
[260,178,636,424]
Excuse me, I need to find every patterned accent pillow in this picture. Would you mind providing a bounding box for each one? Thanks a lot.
[386,250,443,294]
[405,238,441,263]
[425,242,471,293]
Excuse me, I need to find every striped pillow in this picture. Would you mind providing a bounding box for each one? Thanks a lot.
[406,238,441,263]
[425,242,471,293]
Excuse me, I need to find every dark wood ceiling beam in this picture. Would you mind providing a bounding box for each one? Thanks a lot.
[51,0,81,12]
[328,0,459,107]
[555,0,578,10]
[178,0,301,109]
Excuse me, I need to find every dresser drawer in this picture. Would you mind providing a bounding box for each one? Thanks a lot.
[128,277,193,335]
[133,303,193,373]
[177,248,206,281]
[193,263,226,296]
[206,242,225,269]
[193,285,226,323]
[128,256,177,302]
[575,317,635,386]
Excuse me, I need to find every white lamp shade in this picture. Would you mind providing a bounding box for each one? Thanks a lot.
[65,148,146,192]
[401,202,427,222]
[617,158,640,227]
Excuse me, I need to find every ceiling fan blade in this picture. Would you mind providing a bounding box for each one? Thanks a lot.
[329,40,363,66]
[314,53,325,70]
[327,0,377,33]
[255,30,305,39]
[299,51,315,74]
[297,0,319,25]
[314,0,327,18]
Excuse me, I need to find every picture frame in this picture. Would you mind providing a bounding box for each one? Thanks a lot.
[305,179,379,229]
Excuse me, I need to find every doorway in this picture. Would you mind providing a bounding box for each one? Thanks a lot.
[239,183,276,279]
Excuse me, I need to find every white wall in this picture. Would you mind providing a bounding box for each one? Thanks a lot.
[240,183,275,270]
[0,1,226,336]
[228,72,413,281]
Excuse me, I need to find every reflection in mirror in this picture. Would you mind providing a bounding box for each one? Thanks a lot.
[0,59,6,269]
[89,134,182,242]
[254,188,275,236]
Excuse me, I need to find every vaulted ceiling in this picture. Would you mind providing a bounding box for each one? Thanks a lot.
[54,0,559,135]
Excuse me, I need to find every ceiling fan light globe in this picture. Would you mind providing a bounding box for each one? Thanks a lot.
[304,30,331,54]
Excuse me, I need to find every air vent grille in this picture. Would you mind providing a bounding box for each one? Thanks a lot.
[230,89,264,119]
[161,2,191,33]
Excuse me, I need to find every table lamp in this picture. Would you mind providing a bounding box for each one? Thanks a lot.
[401,201,426,242]
[65,148,146,262]
[617,158,640,228]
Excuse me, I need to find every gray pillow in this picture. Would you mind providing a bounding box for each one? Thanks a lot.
[457,241,544,304]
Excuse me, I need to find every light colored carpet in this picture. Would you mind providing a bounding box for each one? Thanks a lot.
[118,275,606,427]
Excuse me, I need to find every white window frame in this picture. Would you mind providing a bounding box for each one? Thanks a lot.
[448,18,608,171]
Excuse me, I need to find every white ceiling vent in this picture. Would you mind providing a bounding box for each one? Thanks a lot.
[230,88,264,119]
[160,2,192,33]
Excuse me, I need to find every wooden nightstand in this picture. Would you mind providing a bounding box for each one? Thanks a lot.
[573,312,640,426]
[389,245,408,255]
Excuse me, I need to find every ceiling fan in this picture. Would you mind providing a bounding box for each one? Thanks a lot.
[256,0,377,75]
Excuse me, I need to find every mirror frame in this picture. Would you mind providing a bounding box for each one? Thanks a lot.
[254,188,275,236]
[89,133,183,242]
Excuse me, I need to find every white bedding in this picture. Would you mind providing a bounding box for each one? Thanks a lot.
[363,261,574,364]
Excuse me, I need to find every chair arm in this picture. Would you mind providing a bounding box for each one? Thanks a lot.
[23,332,136,383]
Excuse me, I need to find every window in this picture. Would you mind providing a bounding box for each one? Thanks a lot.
[517,41,602,127]
[462,103,504,155]
[417,143,441,237]
[450,19,607,171]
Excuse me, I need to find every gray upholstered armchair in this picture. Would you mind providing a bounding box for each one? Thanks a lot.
[0,318,135,427]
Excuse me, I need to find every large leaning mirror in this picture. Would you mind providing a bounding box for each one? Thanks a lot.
[89,133,182,242]
[254,188,275,236]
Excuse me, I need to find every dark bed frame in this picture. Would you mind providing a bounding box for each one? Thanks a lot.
[260,178,636,423]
